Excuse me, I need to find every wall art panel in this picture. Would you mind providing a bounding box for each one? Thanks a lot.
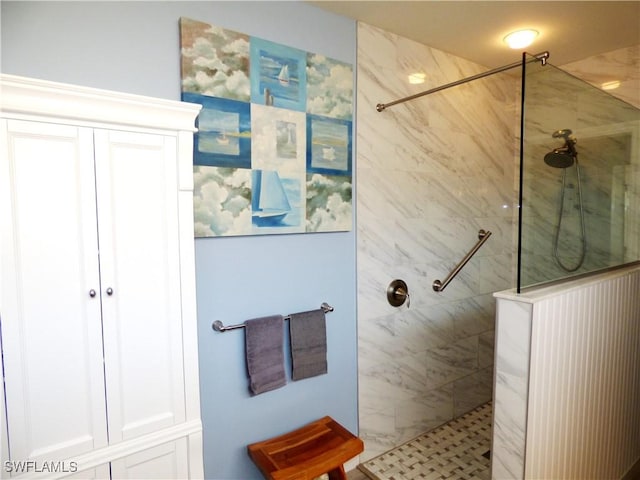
[180,17,353,237]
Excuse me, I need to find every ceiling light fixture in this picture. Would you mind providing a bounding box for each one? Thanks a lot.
[503,29,539,49]
[601,80,621,90]
[408,73,426,85]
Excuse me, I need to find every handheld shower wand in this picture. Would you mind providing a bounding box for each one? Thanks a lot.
[545,128,586,272]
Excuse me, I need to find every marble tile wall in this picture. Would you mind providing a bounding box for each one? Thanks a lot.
[563,45,640,109]
[356,23,519,460]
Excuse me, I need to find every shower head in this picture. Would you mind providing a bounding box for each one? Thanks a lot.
[544,148,575,168]
[545,128,578,167]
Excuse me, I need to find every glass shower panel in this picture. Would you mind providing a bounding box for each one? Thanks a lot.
[519,53,640,291]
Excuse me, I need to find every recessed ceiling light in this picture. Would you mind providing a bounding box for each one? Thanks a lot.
[408,73,426,85]
[601,80,621,90]
[503,29,539,49]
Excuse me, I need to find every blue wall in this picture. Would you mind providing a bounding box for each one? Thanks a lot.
[1,2,358,478]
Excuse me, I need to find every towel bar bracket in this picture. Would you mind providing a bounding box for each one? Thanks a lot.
[212,302,334,333]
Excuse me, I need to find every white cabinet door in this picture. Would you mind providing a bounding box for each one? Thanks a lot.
[94,130,186,443]
[0,120,109,464]
[109,439,189,479]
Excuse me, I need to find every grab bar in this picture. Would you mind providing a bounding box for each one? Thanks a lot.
[212,302,334,332]
[432,229,492,292]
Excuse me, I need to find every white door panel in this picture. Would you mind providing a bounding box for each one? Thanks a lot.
[110,439,188,480]
[0,120,108,464]
[94,130,186,443]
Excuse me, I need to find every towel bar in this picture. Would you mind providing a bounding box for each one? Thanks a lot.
[212,302,334,332]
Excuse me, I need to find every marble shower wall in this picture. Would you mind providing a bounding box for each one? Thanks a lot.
[356,23,519,460]
[563,45,640,109]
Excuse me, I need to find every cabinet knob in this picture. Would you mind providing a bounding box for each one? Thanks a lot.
[106,287,114,296]
[89,289,97,298]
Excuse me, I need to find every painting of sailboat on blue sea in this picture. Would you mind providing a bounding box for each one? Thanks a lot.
[182,92,251,169]
[250,37,306,111]
[251,169,303,232]
[198,109,240,156]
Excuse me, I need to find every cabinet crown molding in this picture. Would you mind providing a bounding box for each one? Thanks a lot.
[0,74,201,131]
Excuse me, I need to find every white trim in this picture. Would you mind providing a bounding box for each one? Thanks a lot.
[0,74,201,132]
[11,421,203,479]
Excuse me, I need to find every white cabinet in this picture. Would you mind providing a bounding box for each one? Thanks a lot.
[0,75,203,479]
[110,440,189,479]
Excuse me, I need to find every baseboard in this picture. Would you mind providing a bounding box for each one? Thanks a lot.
[344,456,359,472]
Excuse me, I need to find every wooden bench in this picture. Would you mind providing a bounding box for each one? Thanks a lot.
[247,416,364,480]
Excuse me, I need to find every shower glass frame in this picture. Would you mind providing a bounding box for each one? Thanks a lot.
[518,53,640,292]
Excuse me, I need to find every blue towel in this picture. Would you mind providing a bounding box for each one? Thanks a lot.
[244,315,286,395]
[289,309,327,380]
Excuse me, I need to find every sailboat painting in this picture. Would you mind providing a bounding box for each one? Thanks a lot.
[180,17,353,237]
[182,92,252,169]
[198,109,238,155]
[250,37,306,112]
[278,65,290,86]
[251,169,290,225]
[250,105,305,234]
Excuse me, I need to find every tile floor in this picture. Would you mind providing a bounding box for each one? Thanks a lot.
[350,402,492,480]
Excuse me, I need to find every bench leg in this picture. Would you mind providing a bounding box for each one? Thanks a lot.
[327,465,347,480]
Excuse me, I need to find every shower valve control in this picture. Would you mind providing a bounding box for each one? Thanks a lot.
[387,279,410,308]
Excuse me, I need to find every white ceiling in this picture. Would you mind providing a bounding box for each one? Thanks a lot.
[307,1,640,68]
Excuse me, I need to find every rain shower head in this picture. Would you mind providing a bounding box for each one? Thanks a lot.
[545,128,578,168]
[544,148,575,168]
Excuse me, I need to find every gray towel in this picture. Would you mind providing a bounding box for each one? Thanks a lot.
[244,315,286,395]
[289,309,327,380]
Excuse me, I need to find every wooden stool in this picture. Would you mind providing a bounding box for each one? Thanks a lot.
[247,416,364,480]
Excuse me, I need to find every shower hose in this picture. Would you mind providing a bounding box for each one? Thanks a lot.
[552,160,587,272]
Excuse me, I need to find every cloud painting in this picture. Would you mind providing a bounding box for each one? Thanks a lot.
[306,173,352,232]
[180,17,250,101]
[193,166,252,237]
[307,54,354,120]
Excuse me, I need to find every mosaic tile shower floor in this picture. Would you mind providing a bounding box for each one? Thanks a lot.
[358,402,492,480]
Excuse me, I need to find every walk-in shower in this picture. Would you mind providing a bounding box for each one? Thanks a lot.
[544,129,587,272]
[357,26,640,470]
